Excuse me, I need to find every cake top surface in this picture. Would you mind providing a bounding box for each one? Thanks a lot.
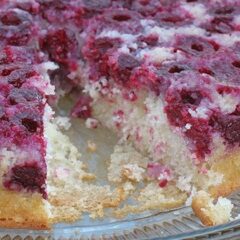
[1,0,240,197]
[78,0,240,160]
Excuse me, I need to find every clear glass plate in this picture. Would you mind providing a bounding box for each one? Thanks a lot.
[1,202,240,240]
[1,98,240,240]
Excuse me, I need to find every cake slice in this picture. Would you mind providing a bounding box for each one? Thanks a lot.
[0,3,55,228]
[0,46,56,228]
[192,190,233,226]
[0,0,128,229]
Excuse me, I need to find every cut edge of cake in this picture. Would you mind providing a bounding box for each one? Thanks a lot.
[0,189,49,229]
[192,190,233,226]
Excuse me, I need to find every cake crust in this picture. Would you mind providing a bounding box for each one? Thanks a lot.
[0,188,49,229]
[192,150,240,226]
[210,150,240,198]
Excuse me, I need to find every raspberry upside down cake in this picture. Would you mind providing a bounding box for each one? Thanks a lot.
[1,0,240,229]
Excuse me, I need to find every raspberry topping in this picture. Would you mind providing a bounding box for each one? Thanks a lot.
[175,36,219,57]
[1,0,240,195]
[211,114,240,145]
[4,162,46,198]
[40,29,78,67]
[147,163,172,188]
[0,3,46,196]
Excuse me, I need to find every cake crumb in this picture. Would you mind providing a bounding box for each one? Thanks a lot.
[85,118,99,129]
[122,163,145,182]
[55,116,71,130]
[81,173,96,181]
[108,144,149,183]
[87,140,97,152]
[192,191,233,226]
[123,181,135,194]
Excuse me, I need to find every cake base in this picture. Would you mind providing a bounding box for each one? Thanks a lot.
[0,188,49,229]
[192,150,240,226]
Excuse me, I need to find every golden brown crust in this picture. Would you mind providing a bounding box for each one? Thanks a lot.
[0,188,49,229]
[192,191,215,226]
[209,150,240,198]
[192,150,240,226]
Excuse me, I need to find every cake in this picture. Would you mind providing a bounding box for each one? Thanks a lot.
[0,0,240,229]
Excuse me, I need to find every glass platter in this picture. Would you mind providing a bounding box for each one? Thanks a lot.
[1,98,240,240]
[1,200,240,239]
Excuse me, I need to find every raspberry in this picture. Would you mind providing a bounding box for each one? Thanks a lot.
[7,68,37,88]
[214,6,234,15]
[165,101,212,158]
[180,90,203,105]
[15,1,40,14]
[21,118,39,133]
[166,89,203,106]
[40,29,76,64]
[139,34,159,46]
[212,114,240,145]
[168,65,185,73]
[85,37,120,61]
[71,95,92,119]
[159,179,168,188]
[1,11,22,26]
[4,163,46,197]
[147,163,171,188]
[198,68,214,76]
[175,36,219,57]
[118,53,140,69]
[11,110,42,134]
[205,17,233,34]
[105,53,140,84]
[131,0,162,16]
